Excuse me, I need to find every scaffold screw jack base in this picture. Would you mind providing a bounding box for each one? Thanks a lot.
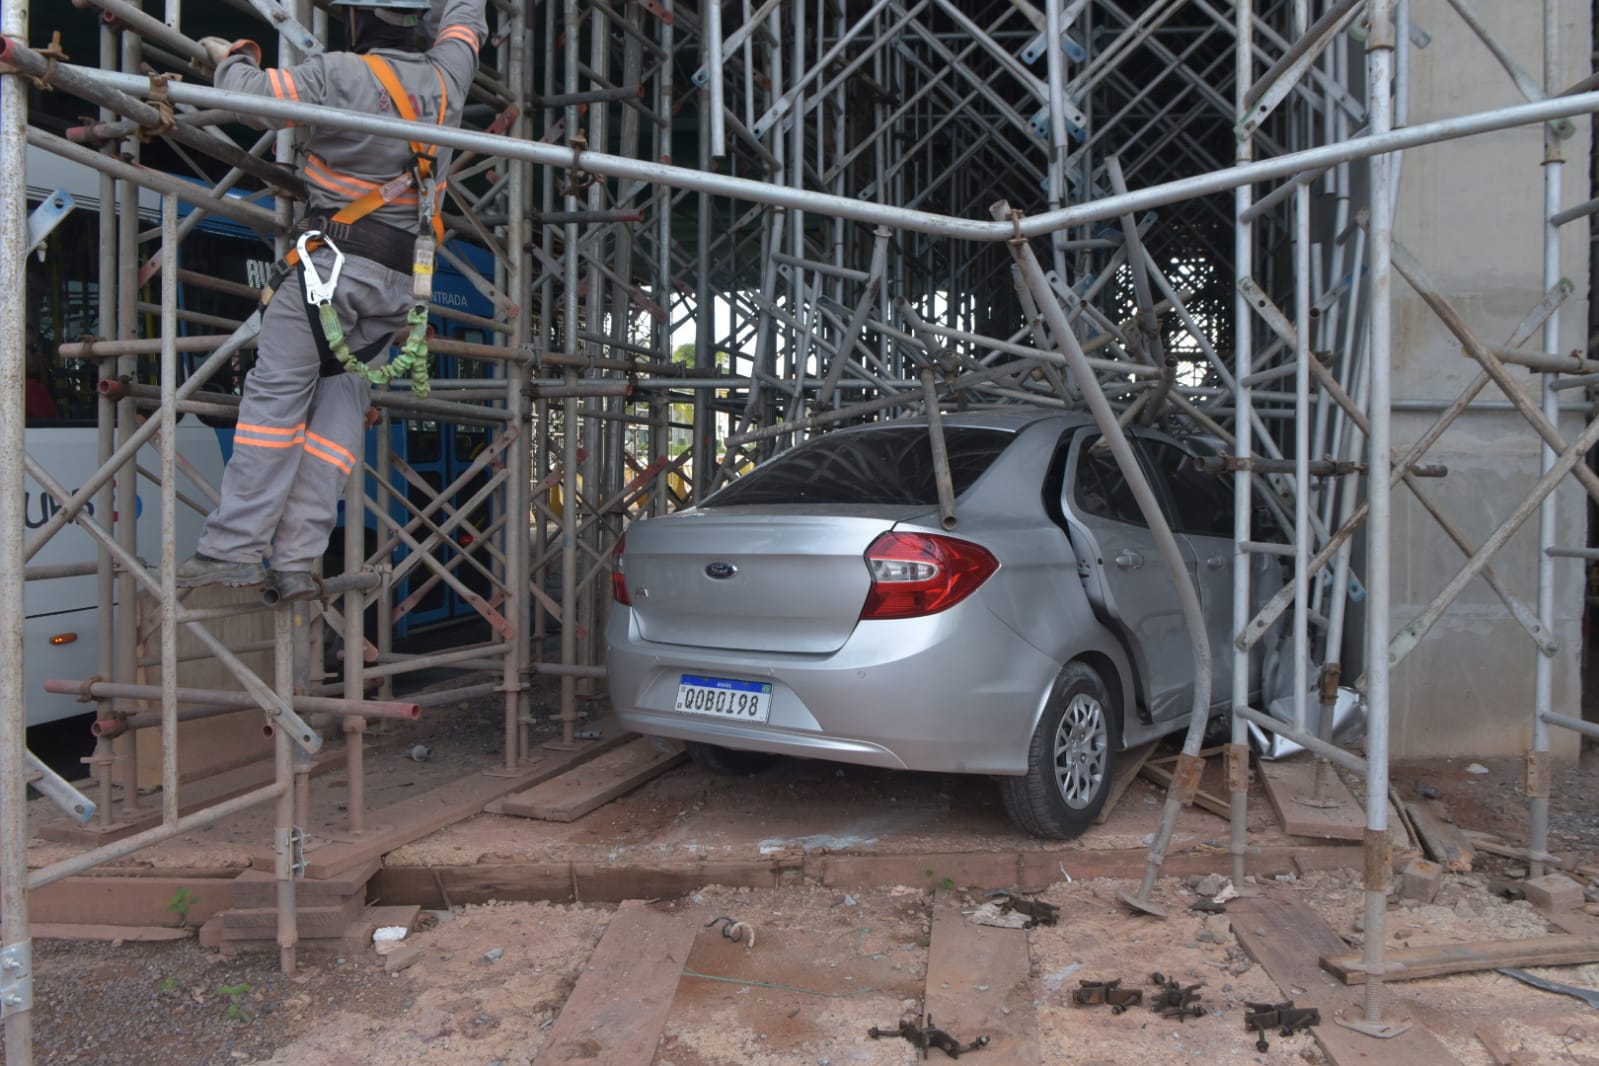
[1115,889,1167,919]
[1331,1011,1413,1039]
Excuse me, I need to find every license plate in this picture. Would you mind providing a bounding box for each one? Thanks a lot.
[674,674,773,723]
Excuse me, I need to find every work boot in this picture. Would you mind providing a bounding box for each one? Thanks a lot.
[270,570,319,603]
[174,553,266,589]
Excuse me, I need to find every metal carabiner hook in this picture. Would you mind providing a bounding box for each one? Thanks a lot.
[296,230,345,307]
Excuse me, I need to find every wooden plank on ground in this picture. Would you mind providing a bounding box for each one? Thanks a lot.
[1405,799,1474,872]
[220,894,367,940]
[1138,758,1230,819]
[6,923,194,942]
[230,858,379,908]
[1229,894,1461,1066]
[264,724,632,880]
[497,737,687,822]
[217,903,421,956]
[1095,741,1157,825]
[28,875,233,928]
[1462,831,1576,870]
[923,890,1039,1064]
[533,900,694,1066]
[1321,935,1599,985]
[37,751,336,844]
[1257,757,1366,840]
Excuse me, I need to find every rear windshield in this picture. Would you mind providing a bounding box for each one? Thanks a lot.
[708,426,1015,506]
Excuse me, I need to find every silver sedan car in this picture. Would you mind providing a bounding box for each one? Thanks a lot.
[605,409,1278,838]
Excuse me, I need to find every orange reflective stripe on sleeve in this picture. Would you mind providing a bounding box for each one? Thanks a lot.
[436,25,479,52]
[266,68,301,102]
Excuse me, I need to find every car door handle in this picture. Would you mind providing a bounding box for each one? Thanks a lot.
[1206,555,1226,570]
[1115,550,1144,570]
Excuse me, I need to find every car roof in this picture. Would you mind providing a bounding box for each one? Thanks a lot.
[830,405,1097,435]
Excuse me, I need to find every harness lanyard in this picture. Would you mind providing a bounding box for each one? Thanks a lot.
[286,54,449,398]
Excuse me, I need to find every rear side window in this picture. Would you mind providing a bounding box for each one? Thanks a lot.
[708,426,1014,506]
[1073,436,1146,526]
[1141,439,1233,537]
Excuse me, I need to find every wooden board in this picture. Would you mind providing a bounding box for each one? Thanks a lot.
[1257,757,1367,840]
[216,903,420,956]
[136,582,275,788]
[1095,740,1157,825]
[230,858,379,908]
[923,891,1040,1064]
[1462,831,1576,870]
[496,737,687,822]
[1138,758,1231,819]
[259,723,631,879]
[38,750,334,844]
[28,875,233,929]
[1405,800,1474,872]
[220,894,367,940]
[8,923,193,942]
[1321,935,1599,985]
[533,901,694,1066]
[1229,894,1461,1066]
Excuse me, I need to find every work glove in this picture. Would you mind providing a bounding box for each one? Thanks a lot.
[198,36,235,67]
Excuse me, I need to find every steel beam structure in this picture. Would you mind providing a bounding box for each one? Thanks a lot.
[0,2,1596,1059]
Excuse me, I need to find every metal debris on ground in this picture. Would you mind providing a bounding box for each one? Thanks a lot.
[1497,967,1599,1010]
[704,915,756,948]
[1148,972,1205,1021]
[867,1014,990,1059]
[981,890,1059,928]
[1070,978,1144,1013]
[1243,1000,1321,1052]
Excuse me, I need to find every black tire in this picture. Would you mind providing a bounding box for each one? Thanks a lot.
[1000,660,1120,839]
[684,741,781,776]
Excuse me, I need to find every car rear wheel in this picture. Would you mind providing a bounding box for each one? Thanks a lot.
[1000,660,1119,839]
[684,741,782,776]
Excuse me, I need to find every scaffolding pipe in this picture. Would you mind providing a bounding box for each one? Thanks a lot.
[2,0,33,1048]
[1354,0,1399,1033]
[27,52,1599,242]
[51,680,420,724]
[999,201,1212,915]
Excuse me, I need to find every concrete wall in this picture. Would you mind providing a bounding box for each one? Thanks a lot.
[1386,0,1590,758]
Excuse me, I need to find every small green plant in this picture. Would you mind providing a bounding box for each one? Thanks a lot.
[940,877,955,891]
[215,982,253,1023]
[157,975,182,996]
[167,887,200,928]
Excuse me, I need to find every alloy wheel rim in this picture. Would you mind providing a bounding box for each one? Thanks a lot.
[1052,691,1107,809]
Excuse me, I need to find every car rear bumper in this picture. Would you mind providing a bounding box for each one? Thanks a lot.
[604,602,1060,775]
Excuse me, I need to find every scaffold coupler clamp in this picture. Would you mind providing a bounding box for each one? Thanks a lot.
[275,825,309,879]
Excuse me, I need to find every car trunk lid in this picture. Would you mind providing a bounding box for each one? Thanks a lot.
[622,510,906,653]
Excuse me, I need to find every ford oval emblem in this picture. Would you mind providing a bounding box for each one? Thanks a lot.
[705,561,738,580]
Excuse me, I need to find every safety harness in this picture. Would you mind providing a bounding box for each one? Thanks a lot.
[263,52,448,399]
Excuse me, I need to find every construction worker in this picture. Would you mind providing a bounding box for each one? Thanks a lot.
[177,0,486,601]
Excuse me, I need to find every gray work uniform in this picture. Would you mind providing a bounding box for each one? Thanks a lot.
[196,0,486,571]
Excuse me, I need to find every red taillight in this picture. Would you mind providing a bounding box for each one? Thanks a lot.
[859,532,998,620]
[612,533,631,605]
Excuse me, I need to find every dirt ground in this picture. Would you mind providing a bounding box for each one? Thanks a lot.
[26,866,1599,1066]
[16,687,1599,1065]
